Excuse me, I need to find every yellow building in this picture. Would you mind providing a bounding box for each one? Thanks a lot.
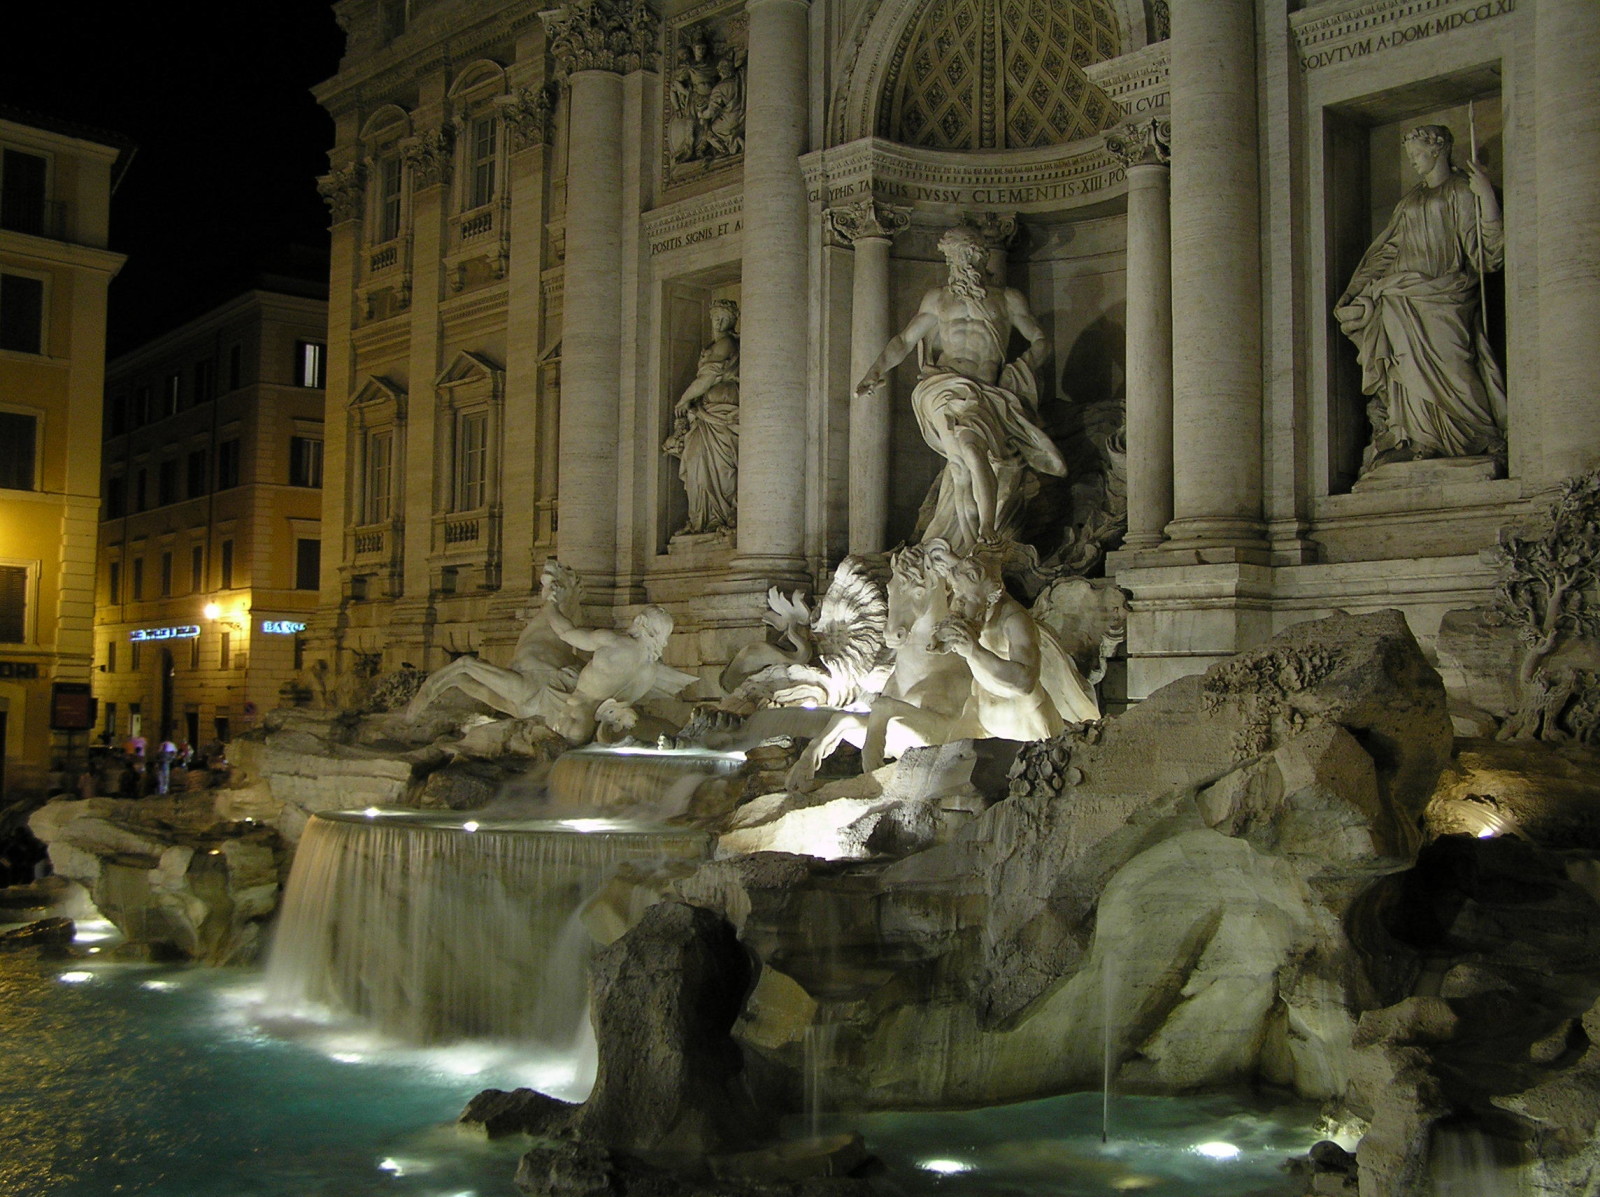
[94,284,327,751]
[0,107,129,800]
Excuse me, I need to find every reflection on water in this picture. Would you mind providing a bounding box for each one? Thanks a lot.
[0,952,529,1197]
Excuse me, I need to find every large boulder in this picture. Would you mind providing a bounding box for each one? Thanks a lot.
[29,796,285,964]
[676,610,1454,1110]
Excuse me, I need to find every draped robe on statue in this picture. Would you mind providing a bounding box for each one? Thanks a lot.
[1341,171,1506,462]
[910,309,1067,552]
[675,342,740,533]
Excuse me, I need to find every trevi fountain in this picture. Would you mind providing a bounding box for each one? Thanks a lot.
[7,0,1600,1195]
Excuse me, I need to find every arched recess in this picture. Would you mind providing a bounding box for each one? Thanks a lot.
[359,104,413,147]
[830,0,1149,147]
[446,59,508,104]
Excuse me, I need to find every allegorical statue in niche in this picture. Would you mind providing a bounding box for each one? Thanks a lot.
[1335,124,1507,471]
[663,299,740,535]
[855,224,1067,553]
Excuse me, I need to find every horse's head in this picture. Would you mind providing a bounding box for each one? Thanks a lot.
[886,540,952,649]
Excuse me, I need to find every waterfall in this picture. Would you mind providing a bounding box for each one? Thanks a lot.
[545,745,746,817]
[262,811,711,1047]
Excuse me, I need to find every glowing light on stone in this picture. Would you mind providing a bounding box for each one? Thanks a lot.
[919,1159,974,1174]
[72,919,118,944]
[1193,1141,1241,1160]
[58,971,93,984]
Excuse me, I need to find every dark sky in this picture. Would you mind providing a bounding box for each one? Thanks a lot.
[2,2,345,355]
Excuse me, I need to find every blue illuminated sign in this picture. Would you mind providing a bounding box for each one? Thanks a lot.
[130,625,201,642]
[262,620,307,635]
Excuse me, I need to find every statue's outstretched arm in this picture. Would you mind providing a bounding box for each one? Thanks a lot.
[855,304,939,397]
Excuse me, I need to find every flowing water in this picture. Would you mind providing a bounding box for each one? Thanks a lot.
[262,809,712,1050]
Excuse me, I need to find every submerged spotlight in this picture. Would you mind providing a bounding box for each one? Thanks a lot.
[58,971,94,984]
[364,806,381,818]
[918,1159,974,1174]
[462,820,480,833]
[1193,1141,1242,1160]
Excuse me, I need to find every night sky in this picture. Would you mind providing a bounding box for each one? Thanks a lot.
[2,2,345,356]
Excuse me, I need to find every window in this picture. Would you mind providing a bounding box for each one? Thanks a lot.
[132,388,150,427]
[0,272,44,354]
[134,468,147,512]
[190,545,203,593]
[186,449,207,498]
[377,155,402,241]
[189,637,200,669]
[454,410,488,510]
[219,629,232,671]
[132,558,144,600]
[106,638,117,673]
[1,148,48,236]
[193,359,215,403]
[108,560,121,604]
[220,539,234,589]
[289,436,323,487]
[293,635,306,671]
[227,344,243,390]
[295,538,321,590]
[468,116,497,209]
[295,341,326,389]
[216,439,240,489]
[131,641,142,671]
[105,473,126,518]
[214,715,230,742]
[0,410,37,490]
[0,564,26,642]
[160,551,172,597]
[157,458,178,506]
[364,429,394,523]
[162,374,180,417]
[381,0,408,39]
[109,394,128,436]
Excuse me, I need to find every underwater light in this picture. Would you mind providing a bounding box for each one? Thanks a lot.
[331,1052,365,1064]
[462,820,480,833]
[1193,1141,1242,1160]
[72,919,118,944]
[1476,825,1497,838]
[141,980,178,992]
[58,971,94,984]
[918,1159,974,1174]
[364,807,380,818]
[377,1158,403,1175]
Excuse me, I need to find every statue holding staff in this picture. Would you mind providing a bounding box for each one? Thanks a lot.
[1336,124,1507,471]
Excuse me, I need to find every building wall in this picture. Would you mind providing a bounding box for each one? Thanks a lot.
[0,114,125,799]
[308,0,1600,702]
[94,290,327,747]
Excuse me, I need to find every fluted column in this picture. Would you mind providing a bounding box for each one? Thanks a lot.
[1165,0,1264,551]
[1536,0,1600,484]
[827,199,910,555]
[542,1,658,584]
[735,0,811,577]
[1106,117,1173,550]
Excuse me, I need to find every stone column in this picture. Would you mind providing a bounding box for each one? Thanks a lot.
[1106,116,1173,550]
[541,1,658,586]
[1165,0,1264,552]
[735,0,812,579]
[1536,0,1600,484]
[826,199,910,555]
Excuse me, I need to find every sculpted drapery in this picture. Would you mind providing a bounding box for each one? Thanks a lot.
[664,300,740,535]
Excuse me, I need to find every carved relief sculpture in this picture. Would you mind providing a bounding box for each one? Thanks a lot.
[663,299,740,536]
[665,21,747,176]
[855,224,1067,553]
[1336,124,1507,472]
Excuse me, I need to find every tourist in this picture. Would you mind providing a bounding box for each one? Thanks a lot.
[154,738,177,795]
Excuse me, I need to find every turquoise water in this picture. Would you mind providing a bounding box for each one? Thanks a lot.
[0,942,1320,1197]
[0,949,531,1197]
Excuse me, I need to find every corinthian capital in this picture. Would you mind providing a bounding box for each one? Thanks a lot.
[318,164,367,224]
[542,0,661,79]
[403,127,456,188]
[1104,116,1171,169]
[825,198,911,246]
[501,85,556,151]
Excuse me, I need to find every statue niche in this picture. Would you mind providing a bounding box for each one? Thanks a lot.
[663,298,740,538]
[1336,122,1507,477]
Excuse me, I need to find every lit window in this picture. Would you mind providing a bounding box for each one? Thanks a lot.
[0,410,38,490]
[0,272,44,354]
[296,341,326,389]
[454,410,487,510]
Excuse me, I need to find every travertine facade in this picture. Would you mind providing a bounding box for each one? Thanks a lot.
[310,0,1600,703]
[94,288,327,748]
[0,109,128,799]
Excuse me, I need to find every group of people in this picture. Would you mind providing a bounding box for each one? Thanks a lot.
[79,733,228,799]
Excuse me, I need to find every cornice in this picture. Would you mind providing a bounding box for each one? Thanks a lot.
[1290,0,1520,71]
[641,182,743,242]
